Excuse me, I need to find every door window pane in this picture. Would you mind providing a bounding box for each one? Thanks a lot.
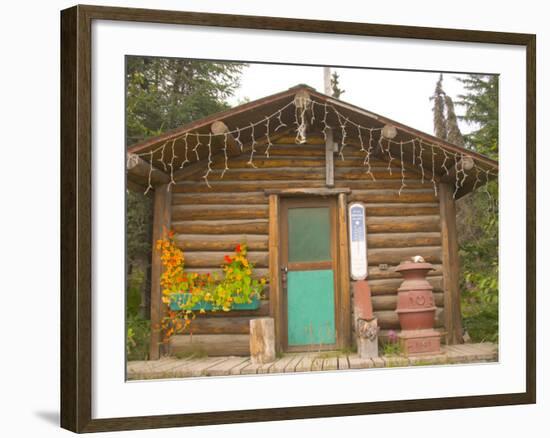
[288,207,331,262]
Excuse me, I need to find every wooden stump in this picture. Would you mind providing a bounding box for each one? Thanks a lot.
[357,317,379,358]
[250,318,276,364]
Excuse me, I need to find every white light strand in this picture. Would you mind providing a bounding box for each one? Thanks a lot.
[265,116,273,158]
[234,128,244,152]
[441,149,450,175]
[358,126,365,152]
[453,154,460,198]
[247,122,258,168]
[179,134,190,169]
[221,132,229,178]
[430,145,438,197]
[158,141,168,171]
[132,97,497,194]
[338,115,348,161]
[275,110,287,132]
[295,105,308,144]
[193,138,201,161]
[167,139,177,191]
[399,140,406,196]
[418,139,425,184]
[202,133,213,188]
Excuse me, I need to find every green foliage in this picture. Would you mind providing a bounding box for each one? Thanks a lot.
[380,340,403,357]
[454,74,499,343]
[127,314,151,360]
[126,57,246,146]
[330,71,345,99]
[456,75,499,158]
[126,191,153,265]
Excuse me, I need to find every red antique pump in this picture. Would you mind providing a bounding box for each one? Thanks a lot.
[395,257,441,355]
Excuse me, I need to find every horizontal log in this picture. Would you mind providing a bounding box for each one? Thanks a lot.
[184,251,269,268]
[349,189,438,204]
[170,334,250,356]
[335,167,417,180]
[207,156,391,169]
[175,234,268,251]
[172,192,268,205]
[367,264,443,280]
[126,153,170,185]
[185,268,269,281]
[375,308,444,329]
[366,215,441,233]
[367,276,444,296]
[172,204,268,221]
[275,137,325,145]
[372,292,444,311]
[189,167,326,181]
[185,167,416,182]
[211,157,325,169]
[368,246,442,265]
[364,203,440,216]
[172,179,432,193]
[172,219,269,235]
[367,232,441,249]
[179,316,252,335]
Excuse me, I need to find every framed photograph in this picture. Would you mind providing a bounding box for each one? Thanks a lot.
[60,4,536,433]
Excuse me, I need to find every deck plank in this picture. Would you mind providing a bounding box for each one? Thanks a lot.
[338,355,350,370]
[323,357,338,371]
[205,357,250,376]
[126,343,498,379]
[347,355,374,369]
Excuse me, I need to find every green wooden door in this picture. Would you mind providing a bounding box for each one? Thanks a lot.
[283,201,336,349]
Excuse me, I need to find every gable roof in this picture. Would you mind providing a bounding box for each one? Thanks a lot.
[127,84,498,198]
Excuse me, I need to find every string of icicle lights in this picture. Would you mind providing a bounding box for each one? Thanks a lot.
[129,96,498,204]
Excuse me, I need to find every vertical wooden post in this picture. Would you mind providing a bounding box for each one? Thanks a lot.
[325,128,335,187]
[337,193,352,349]
[268,194,282,353]
[439,182,464,344]
[149,184,172,360]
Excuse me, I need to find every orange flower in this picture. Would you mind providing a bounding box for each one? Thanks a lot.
[235,244,242,253]
[224,255,232,264]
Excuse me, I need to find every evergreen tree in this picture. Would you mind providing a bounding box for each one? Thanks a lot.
[456,75,498,159]
[330,71,345,98]
[431,74,448,140]
[444,94,465,147]
[126,57,246,146]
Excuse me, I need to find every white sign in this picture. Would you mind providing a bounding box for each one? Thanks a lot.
[348,203,367,280]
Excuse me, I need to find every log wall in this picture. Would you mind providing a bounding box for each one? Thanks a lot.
[169,137,445,356]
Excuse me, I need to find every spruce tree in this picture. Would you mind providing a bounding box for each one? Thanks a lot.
[431,74,448,140]
[330,71,345,98]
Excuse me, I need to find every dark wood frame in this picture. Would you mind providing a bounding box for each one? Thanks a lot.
[61,4,536,433]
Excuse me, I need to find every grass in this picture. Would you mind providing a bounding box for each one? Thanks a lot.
[174,348,208,360]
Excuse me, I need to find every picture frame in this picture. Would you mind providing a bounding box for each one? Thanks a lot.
[60,4,536,433]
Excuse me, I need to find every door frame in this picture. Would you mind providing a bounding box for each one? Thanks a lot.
[280,197,338,352]
[267,189,352,354]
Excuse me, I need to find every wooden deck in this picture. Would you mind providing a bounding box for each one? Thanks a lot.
[127,342,497,380]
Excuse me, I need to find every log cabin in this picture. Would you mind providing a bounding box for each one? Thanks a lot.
[126,84,498,359]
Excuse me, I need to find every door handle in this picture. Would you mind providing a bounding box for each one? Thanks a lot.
[281,266,288,273]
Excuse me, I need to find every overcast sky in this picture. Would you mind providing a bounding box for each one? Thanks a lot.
[228,63,476,136]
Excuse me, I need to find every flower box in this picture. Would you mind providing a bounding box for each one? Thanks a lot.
[169,292,261,311]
